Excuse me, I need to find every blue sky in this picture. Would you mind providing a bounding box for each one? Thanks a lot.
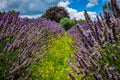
[68,0,103,13]
[0,0,111,19]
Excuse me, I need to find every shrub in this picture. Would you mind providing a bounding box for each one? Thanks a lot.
[77,19,85,24]
[41,13,46,18]
[0,11,65,80]
[67,0,120,79]
[60,18,76,30]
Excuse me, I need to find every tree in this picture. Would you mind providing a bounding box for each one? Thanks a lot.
[10,10,18,15]
[42,6,69,23]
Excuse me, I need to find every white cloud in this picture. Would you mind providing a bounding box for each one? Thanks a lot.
[67,8,96,20]
[58,1,97,20]
[21,14,42,18]
[0,0,59,15]
[57,1,70,7]
[87,3,95,7]
[87,0,98,8]
[0,0,7,9]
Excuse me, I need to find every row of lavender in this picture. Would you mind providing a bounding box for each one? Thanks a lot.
[0,12,65,79]
[68,0,120,79]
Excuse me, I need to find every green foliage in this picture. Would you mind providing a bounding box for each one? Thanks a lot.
[42,6,69,22]
[41,13,46,18]
[77,19,85,24]
[29,33,76,80]
[0,37,19,79]
[0,10,19,16]
[100,42,120,73]
[103,2,111,11]
[60,18,76,30]
[10,10,19,15]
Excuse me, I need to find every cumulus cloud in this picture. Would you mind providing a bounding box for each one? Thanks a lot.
[86,0,98,8]
[21,14,42,18]
[0,0,60,15]
[67,7,97,20]
[0,0,6,9]
[57,1,70,7]
[87,3,95,7]
[58,1,97,20]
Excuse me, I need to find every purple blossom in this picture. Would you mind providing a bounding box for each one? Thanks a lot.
[97,74,102,79]
[113,75,118,80]
[109,66,115,71]
[83,41,88,45]
[0,11,65,80]
[67,1,120,79]
[97,53,102,58]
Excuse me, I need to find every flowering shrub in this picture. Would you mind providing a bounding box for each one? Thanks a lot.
[0,11,65,80]
[67,0,120,79]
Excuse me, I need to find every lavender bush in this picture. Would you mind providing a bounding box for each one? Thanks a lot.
[0,11,64,80]
[68,0,120,79]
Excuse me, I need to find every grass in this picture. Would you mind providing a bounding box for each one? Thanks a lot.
[29,33,76,80]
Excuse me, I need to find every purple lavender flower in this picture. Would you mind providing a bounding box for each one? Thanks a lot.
[113,75,118,80]
[109,66,115,71]
[97,53,102,58]
[83,41,88,45]
[97,74,102,80]
[0,11,65,80]
[67,0,120,80]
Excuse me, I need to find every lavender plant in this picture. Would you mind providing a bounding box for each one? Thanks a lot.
[68,0,120,79]
[0,11,65,80]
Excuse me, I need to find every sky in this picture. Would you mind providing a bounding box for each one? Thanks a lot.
[0,0,117,20]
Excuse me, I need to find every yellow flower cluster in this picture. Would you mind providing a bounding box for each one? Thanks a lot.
[33,33,75,80]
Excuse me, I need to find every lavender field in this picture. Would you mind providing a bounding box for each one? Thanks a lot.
[0,0,120,80]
